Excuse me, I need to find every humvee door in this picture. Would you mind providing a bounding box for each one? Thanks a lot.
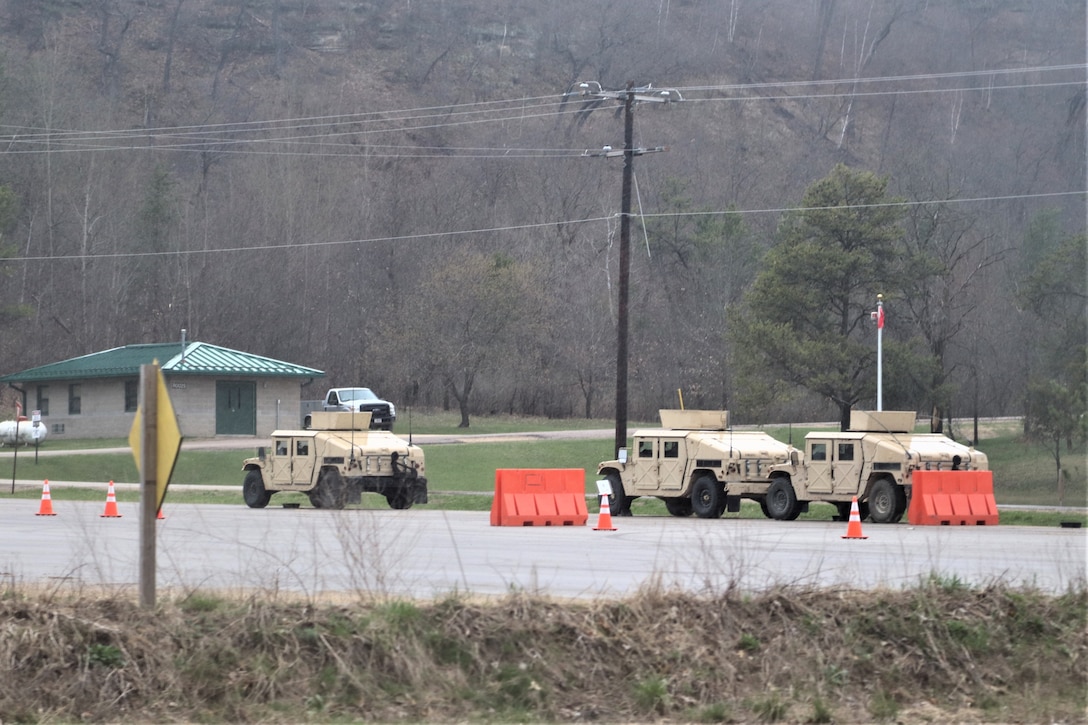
[270,436,316,487]
[631,436,687,492]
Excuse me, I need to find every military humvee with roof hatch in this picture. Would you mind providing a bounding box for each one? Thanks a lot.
[242,411,426,510]
[597,409,988,524]
[763,410,988,523]
[596,410,797,518]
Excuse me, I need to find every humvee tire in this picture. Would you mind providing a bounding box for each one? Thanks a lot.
[243,469,272,509]
[766,476,802,521]
[690,474,724,519]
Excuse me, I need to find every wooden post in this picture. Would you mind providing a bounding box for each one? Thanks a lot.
[614,80,634,460]
[9,418,16,494]
[139,363,158,609]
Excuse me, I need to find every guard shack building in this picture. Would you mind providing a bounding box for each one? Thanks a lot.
[0,342,324,439]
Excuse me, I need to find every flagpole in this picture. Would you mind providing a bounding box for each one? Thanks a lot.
[876,294,884,411]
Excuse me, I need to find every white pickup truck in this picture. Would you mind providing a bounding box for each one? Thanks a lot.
[300,387,396,431]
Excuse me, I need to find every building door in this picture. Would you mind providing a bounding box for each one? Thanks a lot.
[216,381,256,435]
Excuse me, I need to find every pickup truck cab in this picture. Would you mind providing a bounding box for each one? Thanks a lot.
[301,387,396,430]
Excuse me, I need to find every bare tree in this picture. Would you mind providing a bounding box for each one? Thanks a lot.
[896,187,1004,432]
[382,249,543,427]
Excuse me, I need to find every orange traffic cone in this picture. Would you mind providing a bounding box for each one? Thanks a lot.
[841,496,867,539]
[594,494,617,531]
[101,480,122,518]
[36,480,57,516]
[156,506,165,520]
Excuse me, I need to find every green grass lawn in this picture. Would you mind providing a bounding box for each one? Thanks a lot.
[401,410,635,435]
[3,413,1084,523]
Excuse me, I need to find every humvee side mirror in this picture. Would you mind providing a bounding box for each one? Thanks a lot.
[257,446,266,460]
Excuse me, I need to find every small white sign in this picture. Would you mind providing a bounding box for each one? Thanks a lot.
[595,479,613,496]
[31,410,41,423]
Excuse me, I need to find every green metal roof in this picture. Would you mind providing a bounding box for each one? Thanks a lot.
[0,342,325,383]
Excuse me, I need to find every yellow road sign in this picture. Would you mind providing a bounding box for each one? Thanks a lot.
[128,365,183,512]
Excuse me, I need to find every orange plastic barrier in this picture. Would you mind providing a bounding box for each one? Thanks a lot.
[490,469,588,527]
[908,470,998,526]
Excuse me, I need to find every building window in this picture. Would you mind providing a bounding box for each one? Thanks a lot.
[68,384,81,415]
[36,385,49,416]
[124,380,139,412]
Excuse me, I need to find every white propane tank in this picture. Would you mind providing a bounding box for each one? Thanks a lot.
[0,419,48,446]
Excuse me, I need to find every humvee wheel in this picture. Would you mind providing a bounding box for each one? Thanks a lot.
[766,477,801,520]
[243,469,271,509]
[690,475,724,518]
[602,472,630,516]
[385,489,413,510]
[868,478,905,524]
[309,469,347,509]
[664,497,693,517]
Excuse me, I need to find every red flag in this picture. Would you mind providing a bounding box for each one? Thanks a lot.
[877,306,885,329]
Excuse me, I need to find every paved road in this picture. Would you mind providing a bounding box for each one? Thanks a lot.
[1,500,1083,600]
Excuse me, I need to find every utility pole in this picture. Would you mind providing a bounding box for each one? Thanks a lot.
[616,81,635,459]
[566,81,678,457]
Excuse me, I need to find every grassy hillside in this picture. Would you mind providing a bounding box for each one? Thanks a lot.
[0,581,1084,723]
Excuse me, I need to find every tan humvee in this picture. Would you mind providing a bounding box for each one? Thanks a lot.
[596,410,798,518]
[242,411,427,510]
[764,410,988,523]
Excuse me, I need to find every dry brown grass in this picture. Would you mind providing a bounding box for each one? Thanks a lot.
[1,579,1085,724]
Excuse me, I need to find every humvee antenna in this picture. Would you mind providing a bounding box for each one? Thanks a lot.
[349,405,357,464]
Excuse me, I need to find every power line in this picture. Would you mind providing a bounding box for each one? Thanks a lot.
[3,76,1080,157]
[1,64,1081,156]
[5,190,1082,264]
[639,190,1087,220]
[7,62,1075,140]
[685,80,1085,106]
[676,63,1086,93]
